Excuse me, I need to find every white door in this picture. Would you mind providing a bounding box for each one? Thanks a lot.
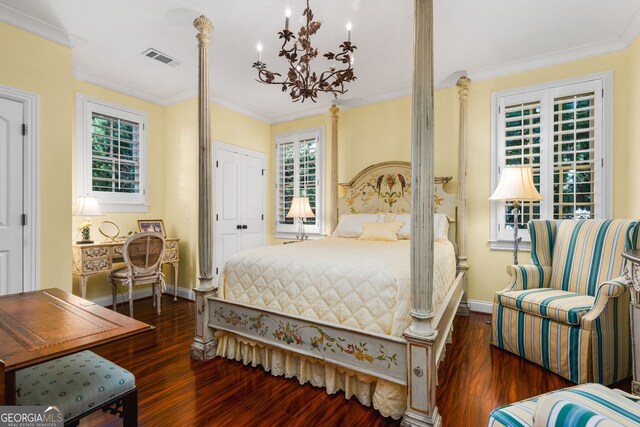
[241,154,264,251]
[0,97,24,295]
[214,144,266,284]
[215,148,243,279]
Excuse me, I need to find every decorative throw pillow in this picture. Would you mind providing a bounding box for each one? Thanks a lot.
[332,214,385,238]
[386,213,450,240]
[358,222,403,241]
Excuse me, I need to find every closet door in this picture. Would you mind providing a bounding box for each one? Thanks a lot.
[214,143,266,284]
[215,148,242,280]
[240,154,265,251]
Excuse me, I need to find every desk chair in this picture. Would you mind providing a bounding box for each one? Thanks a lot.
[111,232,165,316]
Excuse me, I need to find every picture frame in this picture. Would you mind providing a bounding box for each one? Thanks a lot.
[138,219,166,237]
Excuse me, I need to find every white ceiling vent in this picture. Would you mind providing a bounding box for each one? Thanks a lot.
[141,48,180,67]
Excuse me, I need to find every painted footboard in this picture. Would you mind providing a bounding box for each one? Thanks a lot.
[207,297,408,385]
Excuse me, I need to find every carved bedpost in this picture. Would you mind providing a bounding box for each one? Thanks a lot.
[456,76,470,316]
[191,15,217,361]
[327,104,340,234]
[402,0,440,426]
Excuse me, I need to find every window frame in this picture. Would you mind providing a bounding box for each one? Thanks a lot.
[489,72,613,250]
[76,94,148,212]
[274,126,325,239]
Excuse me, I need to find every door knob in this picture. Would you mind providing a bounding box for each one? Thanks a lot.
[236,225,242,230]
[242,225,248,229]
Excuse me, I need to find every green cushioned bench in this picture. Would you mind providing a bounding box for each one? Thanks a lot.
[15,350,137,427]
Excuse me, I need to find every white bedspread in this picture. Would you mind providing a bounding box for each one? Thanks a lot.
[220,238,457,337]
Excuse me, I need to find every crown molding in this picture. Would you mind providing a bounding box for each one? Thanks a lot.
[620,6,640,46]
[467,37,627,84]
[0,3,84,48]
[73,69,165,104]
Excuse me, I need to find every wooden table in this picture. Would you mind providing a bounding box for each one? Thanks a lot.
[0,288,153,404]
[72,238,180,301]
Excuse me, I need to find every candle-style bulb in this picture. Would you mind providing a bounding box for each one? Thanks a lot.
[346,21,352,42]
[346,22,352,31]
[256,42,263,62]
[285,7,291,31]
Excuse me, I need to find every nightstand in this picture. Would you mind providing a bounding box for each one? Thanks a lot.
[623,248,640,395]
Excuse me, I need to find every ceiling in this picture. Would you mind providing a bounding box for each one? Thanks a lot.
[1,0,640,123]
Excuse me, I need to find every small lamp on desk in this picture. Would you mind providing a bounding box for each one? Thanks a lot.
[489,166,543,265]
[73,196,104,244]
[287,196,315,241]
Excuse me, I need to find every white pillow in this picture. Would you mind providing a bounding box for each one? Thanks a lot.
[332,213,385,238]
[386,213,450,240]
[359,222,403,241]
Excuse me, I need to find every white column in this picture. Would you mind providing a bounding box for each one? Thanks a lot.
[327,104,340,234]
[194,16,214,290]
[456,76,470,315]
[402,1,440,425]
[191,15,217,361]
[408,0,435,338]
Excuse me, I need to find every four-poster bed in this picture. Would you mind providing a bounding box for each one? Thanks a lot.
[190,1,471,425]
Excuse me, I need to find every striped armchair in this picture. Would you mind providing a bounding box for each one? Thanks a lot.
[491,219,640,385]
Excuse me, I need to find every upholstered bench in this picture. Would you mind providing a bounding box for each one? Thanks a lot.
[488,383,640,426]
[15,350,137,426]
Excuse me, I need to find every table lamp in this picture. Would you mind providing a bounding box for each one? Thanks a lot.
[489,166,543,265]
[287,196,315,241]
[73,196,104,244]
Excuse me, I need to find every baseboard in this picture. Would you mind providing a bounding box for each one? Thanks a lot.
[456,300,470,316]
[91,285,194,307]
[164,284,195,301]
[468,299,493,314]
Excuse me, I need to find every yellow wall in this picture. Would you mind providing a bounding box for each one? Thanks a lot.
[465,49,633,303]
[3,19,640,306]
[267,47,637,305]
[627,36,640,216]
[71,80,168,299]
[164,98,271,290]
[0,23,73,292]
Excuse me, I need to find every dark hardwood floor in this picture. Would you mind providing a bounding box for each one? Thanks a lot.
[83,297,630,427]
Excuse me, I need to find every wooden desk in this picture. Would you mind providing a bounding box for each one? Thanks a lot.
[72,238,180,301]
[0,288,153,404]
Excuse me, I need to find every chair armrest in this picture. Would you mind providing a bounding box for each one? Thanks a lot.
[503,264,551,292]
[581,276,630,330]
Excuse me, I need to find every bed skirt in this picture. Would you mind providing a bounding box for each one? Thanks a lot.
[216,332,406,419]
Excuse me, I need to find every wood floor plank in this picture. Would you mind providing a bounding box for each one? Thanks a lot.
[77,297,630,426]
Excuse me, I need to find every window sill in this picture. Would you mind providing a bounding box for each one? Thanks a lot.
[488,240,532,252]
[99,201,149,213]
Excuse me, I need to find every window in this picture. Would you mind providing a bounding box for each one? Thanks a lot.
[490,73,612,248]
[76,94,147,212]
[275,127,324,237]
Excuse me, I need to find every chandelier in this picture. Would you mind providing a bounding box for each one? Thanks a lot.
[252,0,357,103]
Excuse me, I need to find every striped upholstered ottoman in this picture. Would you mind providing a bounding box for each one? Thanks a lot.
[15,350,137,426]
[488,383,640,426]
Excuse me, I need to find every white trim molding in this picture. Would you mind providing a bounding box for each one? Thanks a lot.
[91,285,195,307]
[489,71,613,251]
[0,84,39,292]
[75,93,149,212]
[0,3,85,48]
[468,299,493,314]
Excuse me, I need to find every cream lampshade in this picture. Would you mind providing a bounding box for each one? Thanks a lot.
[287,196,315,240]
[489,166,543,265]
[489,166,543,203]
[73,196,104,244]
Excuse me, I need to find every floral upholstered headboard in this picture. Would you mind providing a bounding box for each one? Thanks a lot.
[337,161,456,220]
